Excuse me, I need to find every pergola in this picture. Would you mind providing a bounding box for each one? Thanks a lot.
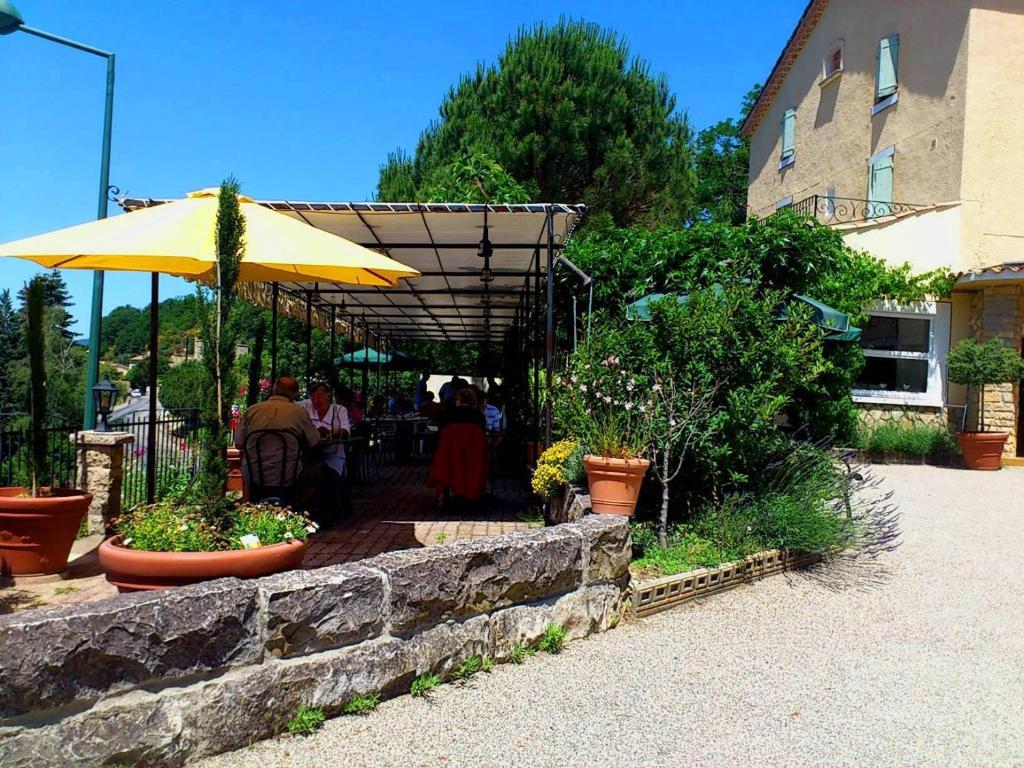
[120,198,588,443]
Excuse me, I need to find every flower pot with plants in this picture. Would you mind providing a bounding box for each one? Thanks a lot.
[947,338,1024,470]
[531,438,587,523]
[98,498,313,591]
[97,179,311,590]
[0,277,91,577]
[552,353,652,517]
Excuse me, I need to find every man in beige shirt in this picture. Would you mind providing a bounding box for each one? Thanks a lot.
[234,376,321,494]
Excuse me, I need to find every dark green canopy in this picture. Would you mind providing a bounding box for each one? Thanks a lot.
[625,290,861,342]
[334,348,427,370]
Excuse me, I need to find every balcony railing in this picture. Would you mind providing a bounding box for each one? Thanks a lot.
[783,195,929,225]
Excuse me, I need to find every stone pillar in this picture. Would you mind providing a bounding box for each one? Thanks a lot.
[73,431,134,535]
[980,286,1023,456]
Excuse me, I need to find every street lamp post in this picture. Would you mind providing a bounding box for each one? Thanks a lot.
[1,0,114,431]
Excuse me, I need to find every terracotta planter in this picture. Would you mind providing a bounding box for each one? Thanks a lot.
[0,487,92,576]
[583,455,650,517]
[98,534,308,592]
[957,431,1009,470]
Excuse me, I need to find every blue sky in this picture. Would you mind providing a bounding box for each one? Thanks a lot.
[0,0,805,332]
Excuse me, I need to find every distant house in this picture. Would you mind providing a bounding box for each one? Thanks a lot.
[743,0,1024,459]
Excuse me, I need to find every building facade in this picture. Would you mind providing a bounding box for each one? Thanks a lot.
[743,0,1024,457]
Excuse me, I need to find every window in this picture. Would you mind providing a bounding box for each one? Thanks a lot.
[779,108,796,168]
[822,41,844,82]
[873,34,900,113]
[853,302,950,407]
[824,185,837,216]
[867,146,894,217]
[776,195,793,211]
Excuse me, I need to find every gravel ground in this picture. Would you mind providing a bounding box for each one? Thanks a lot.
[197,465,1024,768]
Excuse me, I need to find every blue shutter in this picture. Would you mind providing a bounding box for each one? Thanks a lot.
[868,154,894,217]
[876,34,899,99]
[781,108,796,160]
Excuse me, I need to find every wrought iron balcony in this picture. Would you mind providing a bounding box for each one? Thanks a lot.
[784,195,928,225]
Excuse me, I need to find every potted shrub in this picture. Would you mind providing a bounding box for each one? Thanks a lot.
[947,338,1024,470]
[0,277,92,576]
[531,438,586,522]
[552,353,651,516]
[98,178,311,589]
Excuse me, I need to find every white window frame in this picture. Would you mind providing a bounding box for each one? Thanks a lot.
[852,300,951,407]
[821,39,844,85]
[775,195,793,210]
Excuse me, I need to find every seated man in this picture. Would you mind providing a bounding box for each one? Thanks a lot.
[234,376,321,505]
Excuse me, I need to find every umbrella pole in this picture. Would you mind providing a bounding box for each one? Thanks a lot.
[146,273,158,504]
[304,290,313,392]
[361,312,369,400]
[270,283,279,384]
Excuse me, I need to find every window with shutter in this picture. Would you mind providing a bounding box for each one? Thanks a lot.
[780,108,796,167]
[867,149,895,217]
[876,34,900,100]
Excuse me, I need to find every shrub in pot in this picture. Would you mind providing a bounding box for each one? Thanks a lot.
[947,338,1024,470]
[0,277,91,576]
[552,351,651,517]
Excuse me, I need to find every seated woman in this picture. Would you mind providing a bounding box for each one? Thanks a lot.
[297,382,351,524]
[427,388,489,504]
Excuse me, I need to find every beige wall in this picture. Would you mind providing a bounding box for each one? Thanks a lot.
[840,203,962,272]
[748,0,971,223]
[959,2,1024,270]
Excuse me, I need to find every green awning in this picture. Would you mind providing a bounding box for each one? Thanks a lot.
[625,290,861,342]
[333,348,427,370]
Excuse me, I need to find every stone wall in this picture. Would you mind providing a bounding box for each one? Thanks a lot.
[855,404,949,432]
[74,431,134,535]
[0,516,630,768]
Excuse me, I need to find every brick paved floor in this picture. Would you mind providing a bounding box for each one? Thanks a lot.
[0,461,540,614]
[303,461,542,568]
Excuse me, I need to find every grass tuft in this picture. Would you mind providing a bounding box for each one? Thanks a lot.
[286,706,325,736]
[538,624,567,654]
[343,693,380,715]
[410,673,441,697]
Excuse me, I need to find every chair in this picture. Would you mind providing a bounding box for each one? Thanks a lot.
[243,429,302,504]
[426,422,490,502]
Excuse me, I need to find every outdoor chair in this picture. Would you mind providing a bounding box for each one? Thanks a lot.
[426,422,490,502]
[242,428,302,505]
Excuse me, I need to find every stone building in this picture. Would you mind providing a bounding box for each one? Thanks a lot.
[742,0,1024,458]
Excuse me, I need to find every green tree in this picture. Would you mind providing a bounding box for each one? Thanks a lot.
[692,84,761,224]
[158,361,210,412]
[0,290,20,416]
[378,18,696,226]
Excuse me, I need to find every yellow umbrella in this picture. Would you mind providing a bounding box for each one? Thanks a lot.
[0,188,419,286]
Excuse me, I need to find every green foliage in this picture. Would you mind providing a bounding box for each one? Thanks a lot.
[410,673,441,697]
[343,693,380,715]
[864,424,958,456]
[947,339,1023,432]
[286,706,325,736]
[692,84,761,225]
[246,318,265,407]
[420,152,530,204]
[116,498,314,553]
[538,624,567,654]
[158,361,211,412]
[451,655,485,681]
[25,277,47,493]
[0,290,23,417]
[507,643,536,664]
[631,527,739,576]
[378,18,695,226]
[195,177,245,497]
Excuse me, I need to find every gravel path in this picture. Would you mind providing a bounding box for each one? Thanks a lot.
[198,465,1024,768]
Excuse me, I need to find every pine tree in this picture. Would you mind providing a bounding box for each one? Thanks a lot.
[377,18,696,226]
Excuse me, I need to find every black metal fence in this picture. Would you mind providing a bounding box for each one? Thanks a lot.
[0,418,80,490]
[117,409,201,509]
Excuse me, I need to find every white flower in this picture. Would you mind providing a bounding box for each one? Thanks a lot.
[602,395,612,404]
[122,537,133,546]
[652,383,662,392]
[284,531,294,540]
[306,523,319,534]
[669,419,677,427]
[579,384,588,393]
[624,402,633,411]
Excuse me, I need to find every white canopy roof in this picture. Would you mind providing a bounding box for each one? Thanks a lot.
[120,199,586,343]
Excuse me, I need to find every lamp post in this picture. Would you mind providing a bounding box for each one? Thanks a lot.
[1,0,115,432]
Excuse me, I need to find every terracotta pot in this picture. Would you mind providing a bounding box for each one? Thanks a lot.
[583,455,650,517]
[98,535,308,592]
[957,431,1009,471]
[0,487,92,576]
